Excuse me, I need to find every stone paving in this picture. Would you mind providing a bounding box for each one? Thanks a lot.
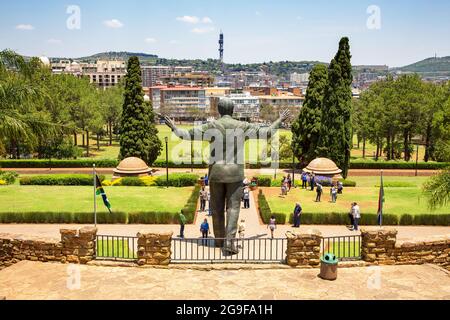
[0,261,449,300]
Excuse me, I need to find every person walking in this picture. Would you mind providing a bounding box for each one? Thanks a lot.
[200,218,210,245]
[301,172,308,189]
[330,185,338,203]
[243,187,250,209]
[203,174,209,187]
[238,219,246,238]
[348,203,355,230]
[293,202,302,228]
[315,183,323,202]
[267,215,277,239]
[337,181,344,194]
[286,174,292,191]
[206,188,212,216]
[310,173,316,191]
[352,202,361,231]
[199,187,207,212]
[179,211,186,238]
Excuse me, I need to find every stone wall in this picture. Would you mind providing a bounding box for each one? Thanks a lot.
[137,232,172,266]
[286,230,321,267]
[0,227,97,270]
[361,228,450,270]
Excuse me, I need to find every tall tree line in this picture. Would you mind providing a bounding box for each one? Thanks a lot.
[292,37,353,178]
[0,50,124,159]
[355,75,450,162]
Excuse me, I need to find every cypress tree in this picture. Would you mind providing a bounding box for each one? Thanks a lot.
[119,56,161,165]
[317,38,353,178]
[291,64,328,166]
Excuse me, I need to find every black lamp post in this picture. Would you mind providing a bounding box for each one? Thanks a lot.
[165,137,169,188]
[415,143,419,177]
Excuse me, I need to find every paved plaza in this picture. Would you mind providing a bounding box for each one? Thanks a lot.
[0,261,449,300]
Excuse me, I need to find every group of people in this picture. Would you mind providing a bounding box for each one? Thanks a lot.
[299,171,343,203]
[280,174,293,196]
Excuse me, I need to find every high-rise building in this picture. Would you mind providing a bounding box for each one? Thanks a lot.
[141,66,193,87]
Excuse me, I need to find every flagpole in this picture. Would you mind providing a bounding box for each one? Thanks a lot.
[93,164,97,227]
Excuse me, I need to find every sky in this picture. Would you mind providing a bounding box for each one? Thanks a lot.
[1,0,450,67]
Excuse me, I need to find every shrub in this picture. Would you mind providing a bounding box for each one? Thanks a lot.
[19,174,105,186]
[400,214,414,225]
[0,171,19,184]
[111,178,122,186]
[340,179,357,187]
[257,189,285,223]
[0,159,119,168]
[0,179,7,186]
[155,173,199,187]
[120,177,146,187]
[140,176,157,186]
[256,176,272,187]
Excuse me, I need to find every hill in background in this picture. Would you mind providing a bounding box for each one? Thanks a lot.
[396,56,450,73]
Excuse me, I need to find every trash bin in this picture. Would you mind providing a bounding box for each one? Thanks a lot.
[319,253,338,281]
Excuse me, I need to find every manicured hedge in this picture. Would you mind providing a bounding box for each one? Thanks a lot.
[1,158,449,170]
[20,174,105,186]
[120,177,146,187]
[257,189,286,224]
[0,159,119,168]
[349,160,450,170]
[0,186,200,224]
[155,173,199,187]
[0,211,127,224]
[257,190,450,226]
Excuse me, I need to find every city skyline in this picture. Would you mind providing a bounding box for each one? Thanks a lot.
[1,0,450,67]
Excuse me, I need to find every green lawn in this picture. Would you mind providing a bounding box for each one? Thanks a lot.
[324,240,361,259]
[96,239,136,259]
[0,185,193,213]
[263,176,450,217]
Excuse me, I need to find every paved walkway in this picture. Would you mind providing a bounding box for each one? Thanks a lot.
[0,261,449,300]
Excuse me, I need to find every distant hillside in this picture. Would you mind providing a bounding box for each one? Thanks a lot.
[396,56,450,73]
[52,51,159,63]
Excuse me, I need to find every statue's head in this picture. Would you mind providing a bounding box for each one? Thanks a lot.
[218,98,234,117]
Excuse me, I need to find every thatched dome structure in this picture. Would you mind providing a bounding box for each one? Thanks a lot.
[112,157,152,180]
[303,158,343,179]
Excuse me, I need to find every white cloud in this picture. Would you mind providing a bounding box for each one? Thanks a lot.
[191,27,215,34]
[145,38,157,43]
[47,38,62,44]
[176,16,200,24]
[16,24,35,31]
[103,19,124,29]
[201,17,213,24]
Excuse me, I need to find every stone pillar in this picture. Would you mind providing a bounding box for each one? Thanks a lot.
[286,230,322,267]
[60,227,97,264]
[137,232,172,266]
[361,227,398,265]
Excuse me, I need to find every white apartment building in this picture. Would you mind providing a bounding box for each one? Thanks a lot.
[227,92,260,121]
[290,72,310,85]
[50,60,126,88]
[141,66,193,87]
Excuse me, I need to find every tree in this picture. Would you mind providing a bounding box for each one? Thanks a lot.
[317,38,353,178]
[100,84,123,146]
[291,64,328,166]
[423,168,450,210]
[119,56,161,165]
[0,50,63,157]
[259,104,277,122]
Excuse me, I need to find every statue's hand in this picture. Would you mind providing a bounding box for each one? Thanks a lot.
[280,109,291,122]
[156,113,176,131]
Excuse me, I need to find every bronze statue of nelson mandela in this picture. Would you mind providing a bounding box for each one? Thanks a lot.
[161,98,289,254]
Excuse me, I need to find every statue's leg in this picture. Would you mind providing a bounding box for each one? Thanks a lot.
[209,181,226,247]
[224,181,244,254]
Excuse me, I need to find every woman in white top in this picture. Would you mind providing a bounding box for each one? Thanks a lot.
[267,215,276,239]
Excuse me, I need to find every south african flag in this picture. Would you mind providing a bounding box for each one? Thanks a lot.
[96,175,112,213]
